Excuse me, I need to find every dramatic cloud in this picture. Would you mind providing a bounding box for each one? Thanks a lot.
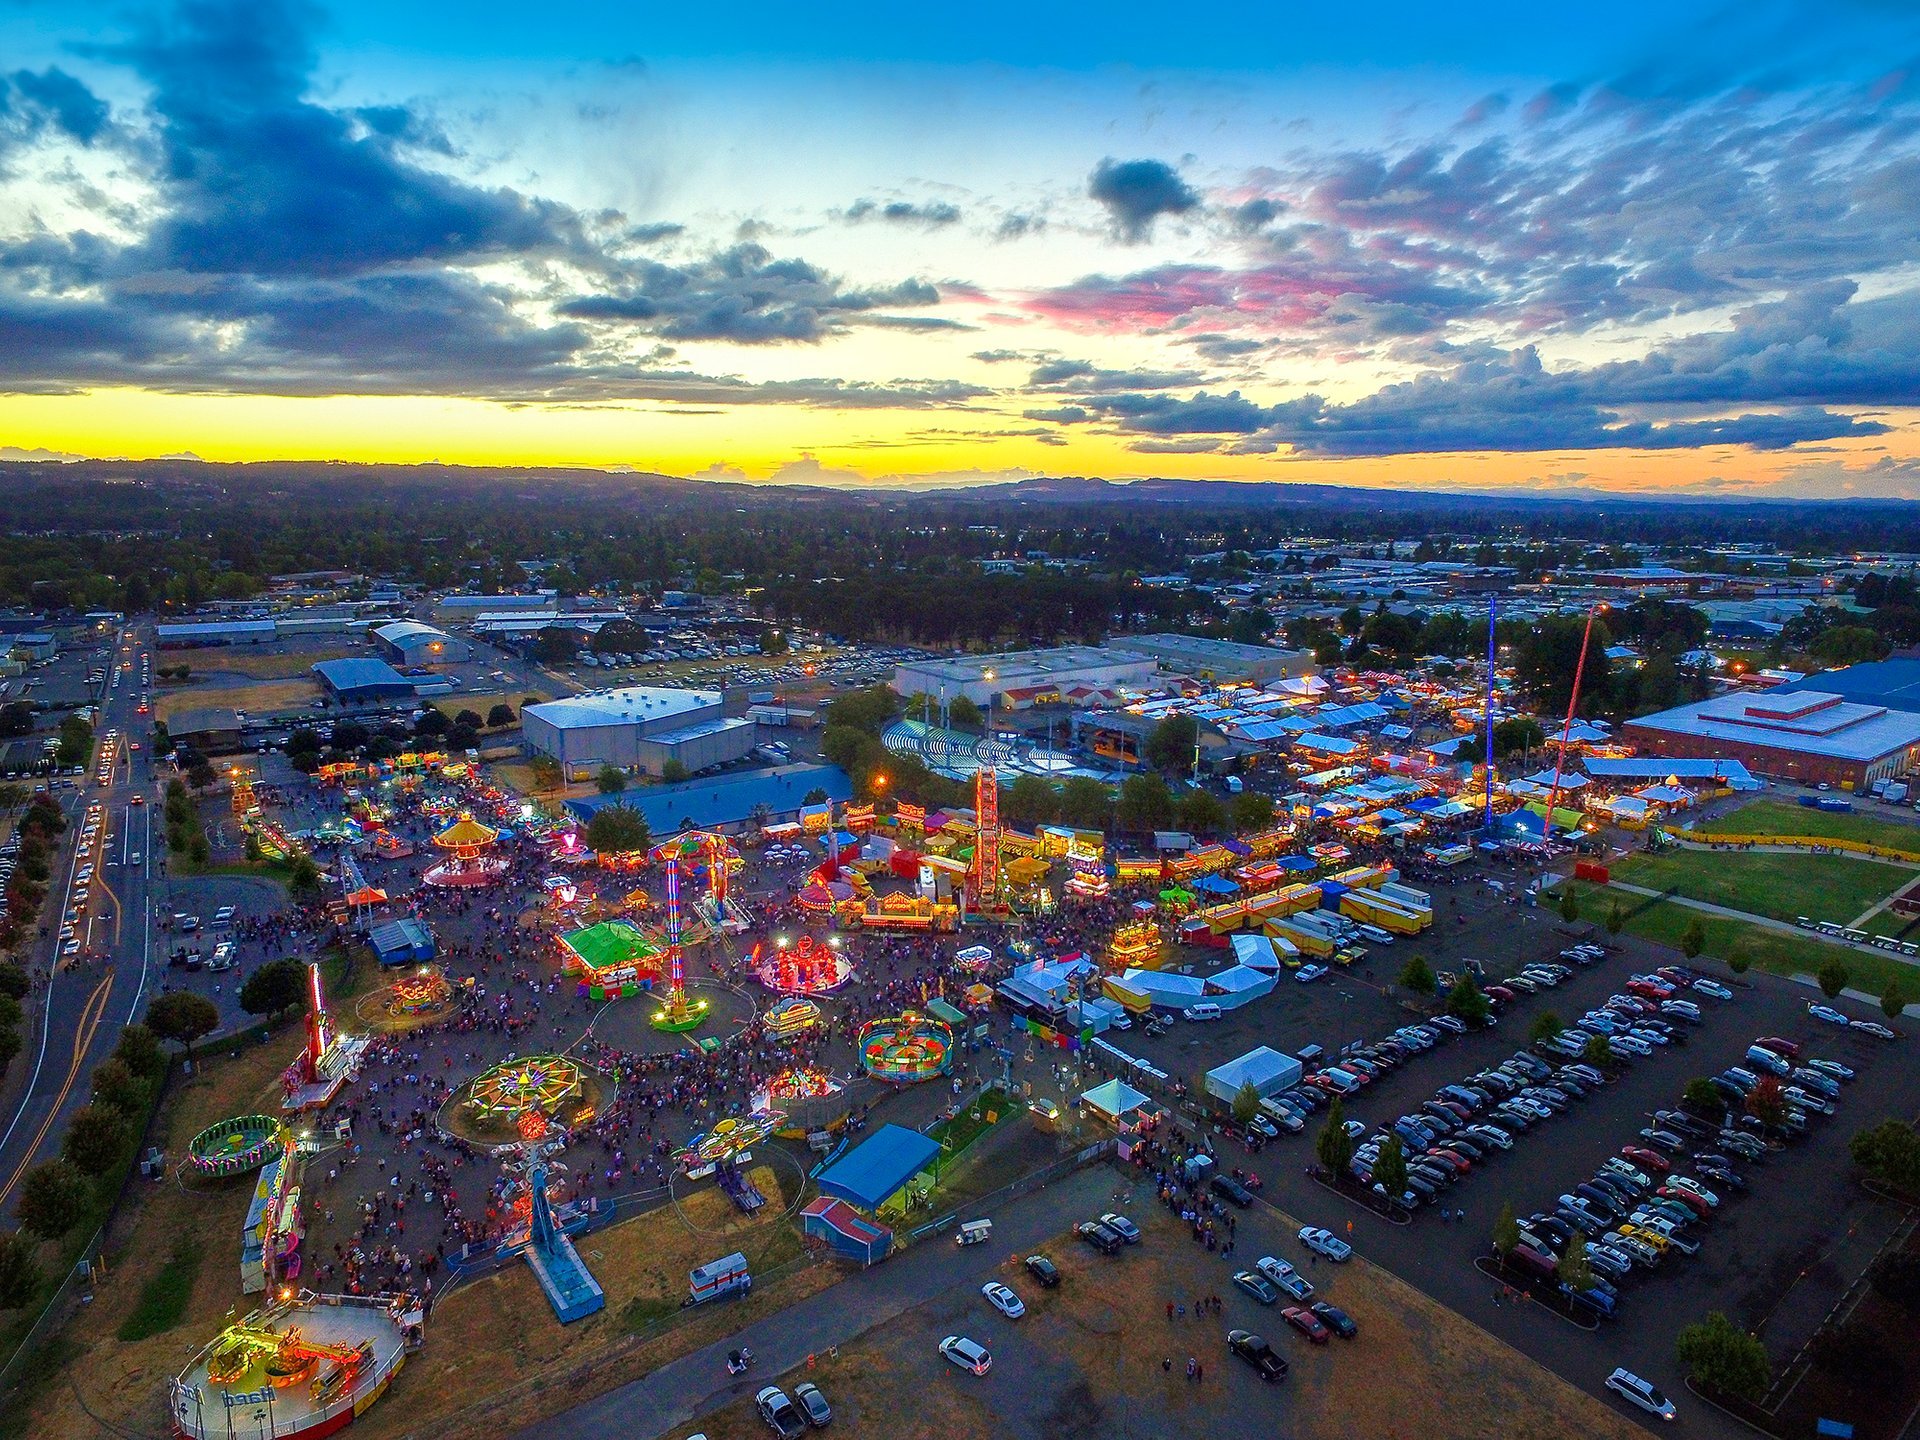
[0,67,112,159]
[1088,157,1200,243]
[1026,358,1203,392]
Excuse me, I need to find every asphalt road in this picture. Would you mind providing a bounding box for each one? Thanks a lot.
[0,629,159,1222]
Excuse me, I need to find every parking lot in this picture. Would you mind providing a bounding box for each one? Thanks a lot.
[1065,865,1920,1434]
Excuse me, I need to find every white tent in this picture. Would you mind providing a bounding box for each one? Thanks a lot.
[1120,969,1208,1007]
[1230,934,1282,972]
[1207,965,1277,1008]
[1204,1046,1303,1104]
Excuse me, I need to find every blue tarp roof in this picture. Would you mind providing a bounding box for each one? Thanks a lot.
[1277,855,1318,870]
[816,1124,943,1209]
[1582,756,1757,785]
[567,763,853,833]
[368,916,435,963]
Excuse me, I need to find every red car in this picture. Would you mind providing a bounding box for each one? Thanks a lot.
[1656,1186,1713,1219]
[1620,1145,1672,1174]
[1424,1148,1471,1174]
[1626,980,1672,1000]
[1753,1036,1801,1059]
[1484,985,1517,1006]
[1280,1306,1331,1344]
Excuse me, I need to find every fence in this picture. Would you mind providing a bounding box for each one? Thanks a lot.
[1685,831,1920,864]
[901,1139,1117,1247]
[0,1226,104,1398]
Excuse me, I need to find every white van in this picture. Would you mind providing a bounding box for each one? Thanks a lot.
[1355,923,1396,945]
[1182,1002,1223,1023]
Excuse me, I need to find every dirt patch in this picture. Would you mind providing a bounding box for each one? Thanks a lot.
[156,678,321,724]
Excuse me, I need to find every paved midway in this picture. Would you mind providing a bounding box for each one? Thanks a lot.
[0,627,158,1221]
[521,1165,1117,1440]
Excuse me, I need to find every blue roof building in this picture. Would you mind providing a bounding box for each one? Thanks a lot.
[814,1124,942,1212]
[566,762,852,836]
[312,657,417,703]
[1780,661,1920,714]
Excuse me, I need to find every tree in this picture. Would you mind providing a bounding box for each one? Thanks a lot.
[1004,774,1060,826]
[62,1103,126,1176]
[1116,773,1174,831]
[89,1057,147,1119]
[112,1024,166,1081]
[1175,788,1227,835]
[1445,975,1492,1027]
[145,992,219,1058]
[0,1229,40,1308]
[947,695,984,732]
[1144,714,1200,774]
[1681,1077,1728,1121]
[595,765,628,795]
[1676,1312,1771,1400]
[1556,1229,1595,1291]
[486,702,516,728]
[1490,716,1546,761]
[1492,1200,1520,1258]
[1811,625,1887,666]
[1558,886,1579,923]
[185,758,216,791]
[1315,1097,1354,1176]
[1884,981,1908,1020]
[1726,945,1752,976]
[1515,612,1614,716]
[14,1159,86,1238]
[239,958,308,1018]
[528,755,563,793]
[802,787,830,805]
[1818,960,1851,999]
[413,708,449,737]
[1746,1076,1788,1129]
[1373,1134,1408,1199]
[660,759,691,784]
[454,709,484,730]
[1680,917,1706,961]
[1582,1032,1613,1067]
[1229,790,1275,834]
[1530,1011,1565,1044]
[585,805,650,856]
[0,961,29,1000]
[1059,777,1112,830]
[1869,1250,1920,1309]
[287,853,324,904]
[1850,1118,1920,1195]
[1399,955,1437,996]
[1232,1081,1261,1124]
[1604,900,1625,936]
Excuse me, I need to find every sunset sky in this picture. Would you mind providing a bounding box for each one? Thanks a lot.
[1,0,1917,496]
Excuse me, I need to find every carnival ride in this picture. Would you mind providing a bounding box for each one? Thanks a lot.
[467,1054,586,1121]
[750,933,853,995]
[493,1111,606,1323]
[557,918,666,999]
[967,765,1014,919]
[649,830,744,1032]
[1107,918,1164,972]
[282,963,369,1112]
[170,1290,422,1440]
[422,811,509,887]
[188,1115,288,1179]
[672,1113,781,1213]
[763,995,823,1041]
[752,1066,848,1138]
[857,1012,955,1084]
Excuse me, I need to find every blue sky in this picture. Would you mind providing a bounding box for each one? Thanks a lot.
[0,0,1917,496]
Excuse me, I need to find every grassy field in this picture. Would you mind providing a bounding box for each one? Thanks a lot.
[155,677,320,723]
[193,646,360,680]
[684,1198,1642,1440]
[1693,798,1920,851]
[431,690,546,729]
[1564,882,1915,999]
[1611,848,1914,927]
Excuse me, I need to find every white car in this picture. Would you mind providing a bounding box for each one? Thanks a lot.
[1255,1255,1314,1300]
[1692,979,1733,1000]
[1298,1227,1352,1262]
[940,1335,991,1374]
[1604,1367,1676,1420]
[1850,1020,1899,1040]
[1295,964,1328,984]
[1809,1004,1850,1025]
[981,1282,1025,1319]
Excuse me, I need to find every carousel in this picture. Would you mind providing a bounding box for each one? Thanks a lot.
[421,811,509,887]
[750,933,853,995]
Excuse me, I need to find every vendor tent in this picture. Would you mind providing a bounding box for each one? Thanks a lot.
[1204,1046,1303,1105]
[1081,1077,1151,1124]
[1208,965,1277,1008]
[1119,969,1209,1008]
[816,1125,942,1211]
[1230,934,1282,971]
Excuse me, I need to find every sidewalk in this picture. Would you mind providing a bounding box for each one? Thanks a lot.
[1606,880,1920,972]
[519,1163,1118,1440]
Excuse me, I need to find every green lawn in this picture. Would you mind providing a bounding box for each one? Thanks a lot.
[1692,797,1920,852]
[1564,882,1915,1002]
[1611,848,1913,927]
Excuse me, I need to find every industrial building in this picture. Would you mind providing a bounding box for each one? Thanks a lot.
[889,645,1158,708]
[6,632,57,661]
[311,657,420,705]
[521,685,757,779]
[1623,688,1920,789]
[1114,633,1317,684]
[565,762,853,834]
[431,592,557,619]
[373,620,470,666]
[156,619,279,648]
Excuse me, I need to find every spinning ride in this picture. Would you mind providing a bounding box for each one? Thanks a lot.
[387,967,452,1016]
[422,811,508,887]
[650,831,739,1032]
[282,963,369,1112]
[467,1055,586,1121]
[187,1115,288,1178]
[763,995,823,1041]
[751,933,852,995]
[753,1066,848,1137]
[857,1012,954,1083]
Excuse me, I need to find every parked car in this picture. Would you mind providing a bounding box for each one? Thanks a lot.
[756,1386,807,1437]
[1233,1270,1280,1305]
[1298,1227,1352,1261]
[1255,1255,1314,1301]
[1226,1329,1289,1382]
[792,1382,832,1428]
[1604,1368,1677,1420]
[1211,1175,1255,1209]
[1023,1255,1059,1287]
[939,1336,992,1375]
[1281,1305,1331,1343]
[981,1282,1025,1319]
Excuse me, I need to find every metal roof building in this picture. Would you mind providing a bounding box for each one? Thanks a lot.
[815,1125,942,1212]
[1113,633,1317,684]
[520,686,756,778]
[312,657,418,703]
[373,620,469,666]
[1623,688,1920,789]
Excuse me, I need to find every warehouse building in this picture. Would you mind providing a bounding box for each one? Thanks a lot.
[373,620,470,667]
[312,657,420,705]
[521,685,758,779]
[890,645,1158,708]
[1623,688,1920,790]
[1114,633,1317,684]
[156,619,279,648]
